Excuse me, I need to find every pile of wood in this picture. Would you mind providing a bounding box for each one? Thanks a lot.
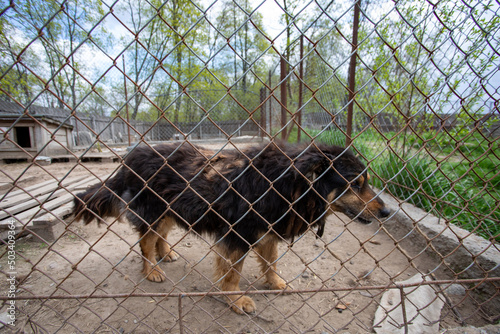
[0,174,108,243]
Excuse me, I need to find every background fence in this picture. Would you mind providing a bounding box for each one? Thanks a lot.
[0,0,499,332]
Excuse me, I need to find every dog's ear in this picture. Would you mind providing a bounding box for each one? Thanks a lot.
[294,153,334,182]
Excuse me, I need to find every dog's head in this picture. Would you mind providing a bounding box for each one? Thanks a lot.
[296,145,390,224]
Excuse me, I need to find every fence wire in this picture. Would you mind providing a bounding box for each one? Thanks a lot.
[0,0,499,333]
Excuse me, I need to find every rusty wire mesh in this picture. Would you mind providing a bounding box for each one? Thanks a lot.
[0,0,499,332]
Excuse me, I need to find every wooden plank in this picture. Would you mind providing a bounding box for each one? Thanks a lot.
[73,171,116,191]
[29,203,75,243]
[1,179,55,198]
[0,194,73,241]
[32,202,74,225]
[0,176,38,193]
[71,172,112,192]
[0,188,69,220]
[0,219,23,230]
[0,175,88,219]
[6,193,74,225]
[0,182,12,192]
[27,224,55,243]
[0,175,87,208]
[0,175,88,209]
[0,173,110,223]
[0,203,74,242]
[0,228,24,241]
[0,172,112,242]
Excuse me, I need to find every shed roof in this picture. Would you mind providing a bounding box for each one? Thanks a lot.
[0,101,73,129]
[0,101,70,117]
[0,115,73,130]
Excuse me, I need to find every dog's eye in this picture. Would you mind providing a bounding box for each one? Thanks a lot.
[351,176,364,190]
[351,184,361,191]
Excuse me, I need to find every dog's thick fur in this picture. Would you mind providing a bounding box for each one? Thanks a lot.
[73,142,389,313]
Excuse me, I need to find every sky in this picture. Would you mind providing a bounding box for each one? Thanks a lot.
[100,0,290,49]
[3,0,499,114]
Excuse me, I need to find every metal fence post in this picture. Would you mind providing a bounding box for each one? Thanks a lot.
[280,56,288,140]
[346,0,361,147]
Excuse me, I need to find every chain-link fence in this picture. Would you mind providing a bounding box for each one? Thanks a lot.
[0,0,499,332]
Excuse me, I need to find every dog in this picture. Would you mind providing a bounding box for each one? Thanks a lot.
[72,141,390,314]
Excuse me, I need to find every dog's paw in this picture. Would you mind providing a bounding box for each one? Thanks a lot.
[271,279,288,290]
[231,296,256,314]
[158,250,179,262]
[268,275,289,290]
[164,250,179,262]
[145,267,166,283]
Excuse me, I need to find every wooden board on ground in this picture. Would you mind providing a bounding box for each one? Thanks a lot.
[29,202,75,243]
[0,175,88,210]
[0,173,110,242]
[51,151,124,163]
[1,179,58,198]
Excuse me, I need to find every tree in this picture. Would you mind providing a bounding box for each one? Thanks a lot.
[0,15,37,105]
[2,0,107,111]
[289,0,348,131]
[213,0,269,91]
[118,0,210,123]
[355,0,499,155]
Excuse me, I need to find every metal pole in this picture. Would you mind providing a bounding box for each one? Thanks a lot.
[269,70,272,136]
[123,55,131,146]
[399,287,409,334]
[280,56,288,141]
[297,34,304,143]
[260,87,266,138]
[346,0,361,147]
[3,277,498,301]
[74,112,80,147]
[178,295,184,334]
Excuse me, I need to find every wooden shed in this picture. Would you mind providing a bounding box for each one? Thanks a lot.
[0,104,74,161]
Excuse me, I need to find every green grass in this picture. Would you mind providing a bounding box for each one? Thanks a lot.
[312,128,500,241]
[376,153,500,241]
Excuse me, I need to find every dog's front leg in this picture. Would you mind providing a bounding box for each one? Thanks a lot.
[255,235,287,290]
[140,231,167,282]
[156,217,179,262]
[214,245,256,314]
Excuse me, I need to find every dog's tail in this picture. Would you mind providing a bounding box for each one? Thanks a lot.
[73,176,122,224]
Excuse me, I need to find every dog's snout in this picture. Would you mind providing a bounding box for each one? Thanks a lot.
[380,207,390,218]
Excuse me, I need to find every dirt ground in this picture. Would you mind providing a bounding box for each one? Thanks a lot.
[0,151,493,333]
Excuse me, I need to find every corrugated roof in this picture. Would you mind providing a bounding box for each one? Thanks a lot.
[0,100,70,117]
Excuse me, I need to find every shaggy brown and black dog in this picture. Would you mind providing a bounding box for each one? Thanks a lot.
[73,142,390,314]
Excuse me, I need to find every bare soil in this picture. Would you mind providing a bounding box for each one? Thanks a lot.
[0,156,490,333]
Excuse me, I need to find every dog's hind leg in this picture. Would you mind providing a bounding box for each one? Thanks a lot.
[255,234,287,290]
[214,245,255,314]
[139,231,166,282]
[156,217,179,262]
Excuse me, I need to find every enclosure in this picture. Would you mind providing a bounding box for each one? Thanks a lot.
[0,0,499,333]
[0,102,74,160]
